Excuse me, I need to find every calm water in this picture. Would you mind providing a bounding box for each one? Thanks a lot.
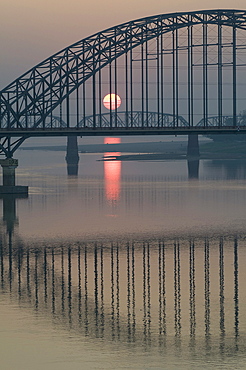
[1,147,246,369]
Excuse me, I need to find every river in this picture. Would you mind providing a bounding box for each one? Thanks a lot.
[0,145,246,369]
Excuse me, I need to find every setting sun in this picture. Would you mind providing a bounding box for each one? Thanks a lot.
[103,93,121,110]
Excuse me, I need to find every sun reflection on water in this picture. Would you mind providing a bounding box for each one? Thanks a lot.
[104,137,121,204]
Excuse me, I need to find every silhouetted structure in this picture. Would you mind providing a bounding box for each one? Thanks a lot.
[65,136,79,175]
[1,9,246,159]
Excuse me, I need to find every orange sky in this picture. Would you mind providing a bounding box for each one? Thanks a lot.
[0,0,245,88]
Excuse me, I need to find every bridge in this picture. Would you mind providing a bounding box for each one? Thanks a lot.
[1,9,246,191]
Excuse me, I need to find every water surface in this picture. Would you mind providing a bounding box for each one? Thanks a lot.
[1,149,246,369]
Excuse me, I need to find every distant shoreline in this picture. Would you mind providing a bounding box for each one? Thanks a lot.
[20,140,246,160]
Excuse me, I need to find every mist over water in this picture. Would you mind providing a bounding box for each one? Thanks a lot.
[1,148,246,369]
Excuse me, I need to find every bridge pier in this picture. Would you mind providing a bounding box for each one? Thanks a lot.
[187,134,200,157]
[65,136,79,176]
[0,159,28,194]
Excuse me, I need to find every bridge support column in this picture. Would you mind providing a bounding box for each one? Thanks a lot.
[187,134,200,157]
[0,159,28,194]
[65,136,79,176]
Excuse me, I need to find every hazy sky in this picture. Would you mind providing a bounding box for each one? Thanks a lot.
[0,0,245,89]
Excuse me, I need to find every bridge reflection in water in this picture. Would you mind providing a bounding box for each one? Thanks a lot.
[0,234,244,353]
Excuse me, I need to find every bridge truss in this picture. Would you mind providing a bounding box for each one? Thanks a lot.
[1,9,246,156]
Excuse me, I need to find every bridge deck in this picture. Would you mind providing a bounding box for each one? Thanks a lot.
[0,126,245,137]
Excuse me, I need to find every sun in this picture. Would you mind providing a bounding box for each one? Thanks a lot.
[103,93,121,110]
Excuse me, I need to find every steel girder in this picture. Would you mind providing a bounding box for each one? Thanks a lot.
[1,9,246,131]
[78,111,189,128]
[197,115,246,126]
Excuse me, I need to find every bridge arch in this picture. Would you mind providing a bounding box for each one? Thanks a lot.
[1,9,246,133]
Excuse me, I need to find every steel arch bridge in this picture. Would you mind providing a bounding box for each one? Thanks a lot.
[1,9,246,157]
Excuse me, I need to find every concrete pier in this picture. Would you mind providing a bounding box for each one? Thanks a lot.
[187,134,200,157]
[0,158,28,194]
[65,136,79,176]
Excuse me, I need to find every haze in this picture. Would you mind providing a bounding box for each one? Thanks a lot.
[0,0,245,88]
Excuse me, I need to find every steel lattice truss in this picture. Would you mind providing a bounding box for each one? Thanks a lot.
[79,111,189,128]
[197,115,246,126]
[0,9,246,156]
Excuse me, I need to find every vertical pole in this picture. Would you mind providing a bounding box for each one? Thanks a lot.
[92,48,96,129]
[32,73,36,127]
[0,92,2,129]
[7,138,11,159]
[145,26,149,127]
[161,31,164,127]
[233,26,237,127]
[66,52,70,128]
[172,27,176,127]
[7,93,11,130]
[141,34,144,127]
[42,80,45,129]
[76,57,79,128]
[99,35,102,128]
[203,15,208,126]
[59,68,63,126]
[130,24,133,127]
[109,41,112,128]
[114,29,118,128]
[218,18,222,127]
[125,40,129,127]
[188,22,191,126]
[25,89,28,129]
[50,59,53,128]
[191,24,194,127]
[157,28,160,127]
[176,25,179,126]
[66,93,70,129]
[82,43,86,125]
